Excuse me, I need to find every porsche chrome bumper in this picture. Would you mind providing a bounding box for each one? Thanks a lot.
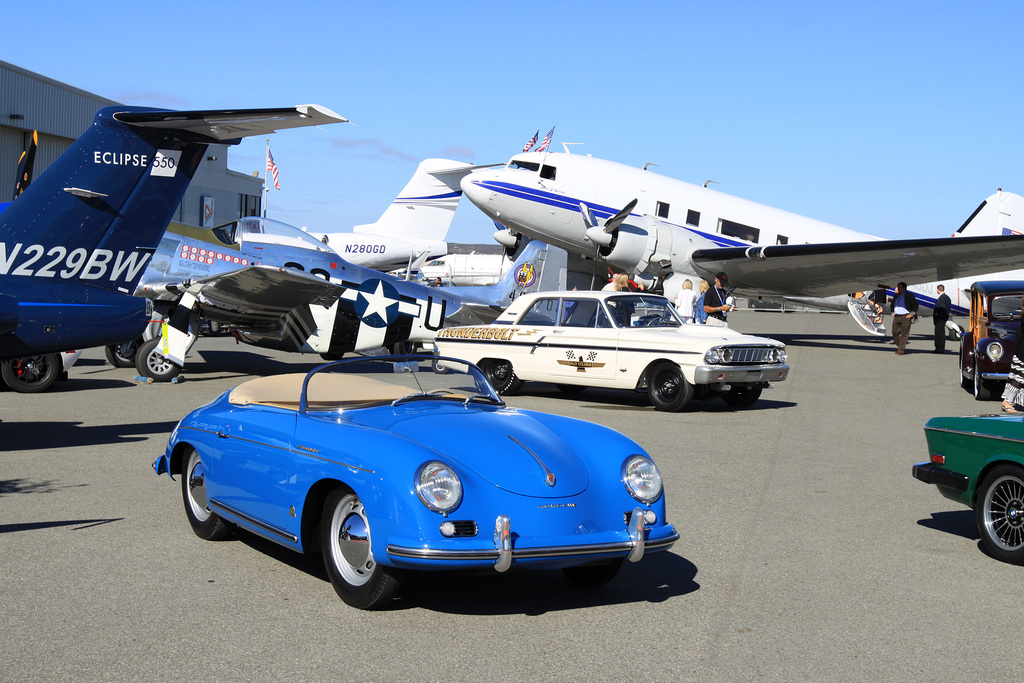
[386,508,679,571]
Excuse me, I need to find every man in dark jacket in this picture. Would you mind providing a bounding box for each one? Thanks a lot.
[890,282,919,355]
[933,284,952,353]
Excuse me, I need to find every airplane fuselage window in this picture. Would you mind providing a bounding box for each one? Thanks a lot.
[510,160,540,172]
[686,209,700,227]
[776,235,789,245]
[540,165,557,180]
[719,218,760,243]
[656,202,670,219]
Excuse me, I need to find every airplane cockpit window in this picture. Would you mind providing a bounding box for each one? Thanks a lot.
[605,295,683,329]
[509,159,540,172]
[235,217,334,253]
[519,298,560,326]
[540,165,556,180]
[211,221,239,246]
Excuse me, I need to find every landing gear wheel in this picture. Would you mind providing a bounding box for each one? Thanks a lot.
[481,359,523,395]
[562,559,623,586]
[976,465,1024,564]
[105,338,140,368]
[135,337,183,382]
[1,354,61,393]
[321,489,402,609]
[721,385,763,408]
[181,447,231,541]
[646,362,694,412]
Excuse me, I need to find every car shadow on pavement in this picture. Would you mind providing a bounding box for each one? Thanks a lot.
[519,384,796,412]
[917,510,980,540]
[239,529,699,614]
[0,518,123,534]
[0,420,180,450]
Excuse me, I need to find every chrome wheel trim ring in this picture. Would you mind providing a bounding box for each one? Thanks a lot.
[330,494,374,586]
[185,450,212,523]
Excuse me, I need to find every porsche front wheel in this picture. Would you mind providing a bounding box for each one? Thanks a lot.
[321,489,402,609]
[976,465,1024,565]
[181,447,231,541]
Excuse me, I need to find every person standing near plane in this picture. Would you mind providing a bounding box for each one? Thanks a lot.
[674,279,698,323]
[602,272,629,292]
[1001,295,1024,413]
[703,272,734,328]
[933,284,952,353]
[695,280,710,324]
[889,282,918,355]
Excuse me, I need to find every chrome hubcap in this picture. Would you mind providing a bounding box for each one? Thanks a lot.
[330,495,374,586]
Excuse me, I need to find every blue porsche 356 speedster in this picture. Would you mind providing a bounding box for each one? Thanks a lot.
[154,356,679,609]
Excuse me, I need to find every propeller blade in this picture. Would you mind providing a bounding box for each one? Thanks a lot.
[603,198,638,233]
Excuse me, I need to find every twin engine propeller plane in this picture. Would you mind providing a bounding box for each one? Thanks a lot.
[130,216,555,381]
[0,103,346,364]
[461,149,1024,335]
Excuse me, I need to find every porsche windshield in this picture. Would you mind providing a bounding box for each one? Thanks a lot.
[605,295,683,329]
[303,356,502,412]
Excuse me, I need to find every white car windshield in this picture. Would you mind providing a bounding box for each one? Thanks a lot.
[605,295,683,329]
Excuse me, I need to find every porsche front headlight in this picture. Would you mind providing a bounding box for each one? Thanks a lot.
[986,343,1004,362]
[415,461,462,514]
[622,454,663,503]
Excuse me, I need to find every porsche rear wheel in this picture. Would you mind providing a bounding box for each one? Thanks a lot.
[481,359,523,395]
[646,362,693,412]
[181,447,231,541]
[321,489,402,609]
[1,354,61,393]
[562,559,623,586]
[136,337,183,382]
[976,465,1024,565]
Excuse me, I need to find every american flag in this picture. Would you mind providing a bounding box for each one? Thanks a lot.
[266,142,280,190]
[536,126,555,153]
[522,129,539,152]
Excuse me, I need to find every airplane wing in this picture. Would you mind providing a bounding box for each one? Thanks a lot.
[189,265,341,324]
[114,104,347,142]
[689,234,1024,296]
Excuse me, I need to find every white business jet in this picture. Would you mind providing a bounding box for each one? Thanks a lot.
[460,149,1024,334]
[319,158,473,271]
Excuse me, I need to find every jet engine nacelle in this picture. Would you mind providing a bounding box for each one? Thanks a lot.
[493,229,520,249]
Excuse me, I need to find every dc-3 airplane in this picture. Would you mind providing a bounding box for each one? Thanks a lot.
[318,158,474,271]
[0,103,347,364]
[129,216,554,381]
[460,149,1024,335]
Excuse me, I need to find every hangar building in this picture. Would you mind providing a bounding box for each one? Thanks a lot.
[0,60,263,225]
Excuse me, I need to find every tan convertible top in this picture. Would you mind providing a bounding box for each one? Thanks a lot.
[228,373,407,411]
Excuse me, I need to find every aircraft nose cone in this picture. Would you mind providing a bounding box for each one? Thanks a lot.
[460,174,490,210]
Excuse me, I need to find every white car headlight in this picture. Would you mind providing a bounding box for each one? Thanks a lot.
[415,461,462,513]
[622,454,663,503]
[987,343,1004,362]
[704,346,725,364]
[775,347,788,363]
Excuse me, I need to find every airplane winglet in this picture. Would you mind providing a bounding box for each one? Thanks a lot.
[114,105,347,141]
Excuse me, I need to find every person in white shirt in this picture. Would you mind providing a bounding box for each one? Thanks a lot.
[674,279,698,323]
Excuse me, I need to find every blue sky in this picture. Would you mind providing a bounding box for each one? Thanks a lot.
[4,1,1022,245]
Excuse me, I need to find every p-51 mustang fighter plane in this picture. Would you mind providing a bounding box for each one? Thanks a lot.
[0,103,346,363]
[129,217,555,381]
[461,149,1024,334]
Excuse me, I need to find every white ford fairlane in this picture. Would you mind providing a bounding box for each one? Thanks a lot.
[433,291,789,411]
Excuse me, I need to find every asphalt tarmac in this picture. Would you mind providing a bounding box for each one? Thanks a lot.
[2,310,1020,681]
